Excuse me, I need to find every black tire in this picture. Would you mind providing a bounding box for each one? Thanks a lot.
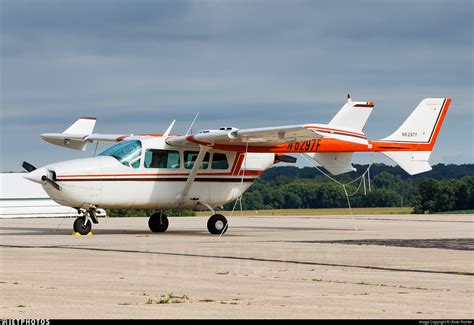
[148,213,169,233]
[207,214,228,235]
[73,217,92,235]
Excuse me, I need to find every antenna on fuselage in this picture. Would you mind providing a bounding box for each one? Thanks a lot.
[186,112,200,136]
[163,120,176,137]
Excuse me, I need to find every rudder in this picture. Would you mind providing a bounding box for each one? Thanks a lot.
[379,98,451,175]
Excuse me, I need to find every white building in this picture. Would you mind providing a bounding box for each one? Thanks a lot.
[0,173,106,218]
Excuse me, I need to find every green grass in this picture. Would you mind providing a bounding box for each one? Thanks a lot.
[196,207,413,217]
[438,210,474,214]
[156,293,189,304]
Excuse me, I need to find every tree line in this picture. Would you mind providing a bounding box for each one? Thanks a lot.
[227,163,474,214]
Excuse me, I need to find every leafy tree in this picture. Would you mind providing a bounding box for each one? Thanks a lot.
[412,179,439,213]
[412,176,474,213]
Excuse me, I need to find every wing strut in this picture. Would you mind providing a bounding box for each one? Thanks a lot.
[176,145,210,204]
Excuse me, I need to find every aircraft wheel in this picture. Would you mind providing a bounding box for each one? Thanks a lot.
[73,217,92,235]
[148,213,169,233]
[207,214,228,235]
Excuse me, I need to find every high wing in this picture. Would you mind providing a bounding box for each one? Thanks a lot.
[167,125,319,148]
[166,97,374,151]
[40,99,371,154]
[166,123,368,150]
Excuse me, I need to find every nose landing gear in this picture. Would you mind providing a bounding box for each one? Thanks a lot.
[73,217,92,235]
[73,208,98,235]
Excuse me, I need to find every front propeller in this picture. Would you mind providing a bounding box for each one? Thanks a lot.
[22,161,61,191]
[22,161,37,172]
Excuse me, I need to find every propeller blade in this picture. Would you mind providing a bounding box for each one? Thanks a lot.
[22,161,37,172]
[41,176,61,191]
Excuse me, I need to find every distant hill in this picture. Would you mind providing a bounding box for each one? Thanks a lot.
[262,163,473,182]
[231,163,474,213]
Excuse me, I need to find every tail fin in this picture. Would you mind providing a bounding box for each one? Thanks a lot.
[309,96,374,175]
[328,95,375,132]
[379,98,451,175]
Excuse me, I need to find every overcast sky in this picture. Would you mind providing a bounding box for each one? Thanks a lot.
[1,0,472,171]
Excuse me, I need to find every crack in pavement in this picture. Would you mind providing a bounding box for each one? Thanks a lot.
[296,277,468,293]
[1,244,473,277]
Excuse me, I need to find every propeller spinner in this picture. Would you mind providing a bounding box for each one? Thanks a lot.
[22,161,61,191]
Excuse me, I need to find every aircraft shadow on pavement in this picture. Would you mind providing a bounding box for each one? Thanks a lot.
[0,226,248,237]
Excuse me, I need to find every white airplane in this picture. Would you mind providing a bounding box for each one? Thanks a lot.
[23,96,451,235]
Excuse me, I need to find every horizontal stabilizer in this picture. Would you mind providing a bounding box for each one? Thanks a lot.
[382,151,432,175]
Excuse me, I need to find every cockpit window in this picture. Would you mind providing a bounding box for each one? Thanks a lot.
[99,140,142,168]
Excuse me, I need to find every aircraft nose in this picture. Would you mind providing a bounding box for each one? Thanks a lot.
[24,167,48,184]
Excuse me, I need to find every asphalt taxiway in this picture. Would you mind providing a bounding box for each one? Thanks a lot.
[1,214,473,319]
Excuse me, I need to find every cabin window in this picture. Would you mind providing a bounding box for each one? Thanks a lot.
[99,140,142,168]
[184,151,210,169]
[144,149,181,169]
[211,153,229,170]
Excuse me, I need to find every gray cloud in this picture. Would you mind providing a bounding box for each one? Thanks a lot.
[0,0,472,171]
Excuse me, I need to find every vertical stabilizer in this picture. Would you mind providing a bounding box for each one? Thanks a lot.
[379,98,451,175]
[328,95,375,132]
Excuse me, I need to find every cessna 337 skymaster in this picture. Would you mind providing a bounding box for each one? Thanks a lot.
[23,96,451,235]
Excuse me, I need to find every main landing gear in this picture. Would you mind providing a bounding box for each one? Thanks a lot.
[148,212,169,232]
[201,202,228,235]
[207,214,228,235]
[147,211,228,235]
[73,209,98,235]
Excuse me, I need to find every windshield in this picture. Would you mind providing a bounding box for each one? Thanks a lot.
[99,140,142,168]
